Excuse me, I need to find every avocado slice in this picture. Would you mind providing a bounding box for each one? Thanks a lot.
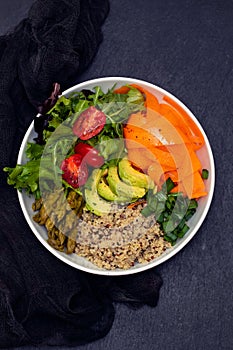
[107,165,146,200]
[98,177,131,203]
[84,169,112,216]
[118,158,154,189]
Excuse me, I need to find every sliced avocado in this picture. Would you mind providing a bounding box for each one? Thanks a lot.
[107,165,146,200]
[84,169,112,216]
[98,177,130,203]
[118,158,154,189]
[97,178,118,201]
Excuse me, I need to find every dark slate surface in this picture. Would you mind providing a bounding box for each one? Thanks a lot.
[1,0,233,349]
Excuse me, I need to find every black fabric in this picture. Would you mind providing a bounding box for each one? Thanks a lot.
[0,0,163,347]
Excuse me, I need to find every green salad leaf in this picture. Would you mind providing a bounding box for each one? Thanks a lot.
[4,160,42,199]
[26,143,45,160]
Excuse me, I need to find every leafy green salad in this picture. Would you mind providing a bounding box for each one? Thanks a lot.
[4,84,199,246]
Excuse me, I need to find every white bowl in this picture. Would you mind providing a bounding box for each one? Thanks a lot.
[17,77,215,276]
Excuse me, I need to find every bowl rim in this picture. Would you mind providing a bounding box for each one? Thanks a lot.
[17,76,215,276]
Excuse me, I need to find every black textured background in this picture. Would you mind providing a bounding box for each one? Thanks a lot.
[1,0,233,349]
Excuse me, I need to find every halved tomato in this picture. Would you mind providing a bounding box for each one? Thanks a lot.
[74,143,104,168]
[72,106,106,140]
[60,154,88,188]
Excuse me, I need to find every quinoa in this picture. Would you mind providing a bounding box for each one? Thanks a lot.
[75,203,171,270]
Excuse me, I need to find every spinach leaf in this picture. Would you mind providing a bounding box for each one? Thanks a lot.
[141,178,198,245]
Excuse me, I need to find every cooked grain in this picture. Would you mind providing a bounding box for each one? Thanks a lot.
[75,203,170,270]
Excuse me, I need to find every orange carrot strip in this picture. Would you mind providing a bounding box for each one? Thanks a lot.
[127,200,146,209]
[182,171,207,199]
[114,86,130,94]
[163,144,195,179]
[160,102,203,151]
[185,144,202,173]
[130,84,160,112]
[170,182,186,195]
[163,95,205,150]
[125,112,148,128]
[164,170,179,183]
[127,148,153,171]
[159,104,194,144]
[149,114,191,145]
[159,144,199,179]
[147,162,165,187]
[150,147,177,170]
[159,103,183,128]
[192,191,208,199]
[124,124,163,149]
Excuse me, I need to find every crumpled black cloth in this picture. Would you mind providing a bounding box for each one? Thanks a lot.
[0,0,163,347]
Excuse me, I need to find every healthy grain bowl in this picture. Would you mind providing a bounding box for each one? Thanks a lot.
[4,77,215,276]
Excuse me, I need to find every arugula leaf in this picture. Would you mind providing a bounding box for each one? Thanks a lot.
[98,137,125,161]
[43,96,74,142]
[126,86,145,104]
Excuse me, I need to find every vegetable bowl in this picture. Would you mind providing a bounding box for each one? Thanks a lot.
[5,77,215,276]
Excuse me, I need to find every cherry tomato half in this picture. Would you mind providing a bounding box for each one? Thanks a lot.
[72,106,106,140]
[74,143,105,168]
[60,154,88,188]
[85,155,105,168]
[74,143,98,157]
